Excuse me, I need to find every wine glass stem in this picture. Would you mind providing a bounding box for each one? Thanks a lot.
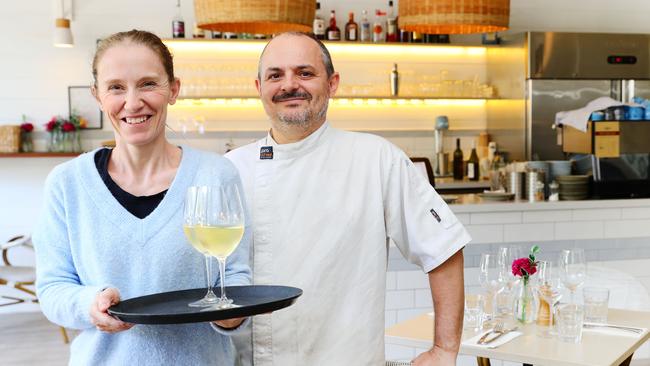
[205,254,217,298]
[218,257,227,301]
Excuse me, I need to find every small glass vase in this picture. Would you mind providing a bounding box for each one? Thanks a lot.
[63,131,74,152]
[20,131,33,153]
[514,280,537,324]
[48,130,64,152]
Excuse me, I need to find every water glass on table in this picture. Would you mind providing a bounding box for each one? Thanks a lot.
[556,303,584,343]
[583,287,610,323]
[464,293,485,332]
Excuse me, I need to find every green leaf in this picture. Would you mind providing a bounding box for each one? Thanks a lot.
[531,245,540,254]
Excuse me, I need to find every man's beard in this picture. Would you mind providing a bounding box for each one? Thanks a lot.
[273,91,329,128]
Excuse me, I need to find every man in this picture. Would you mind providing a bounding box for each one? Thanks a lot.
[226,32,471,365]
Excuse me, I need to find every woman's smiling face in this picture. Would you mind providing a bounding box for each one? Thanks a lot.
[94,42,180,147]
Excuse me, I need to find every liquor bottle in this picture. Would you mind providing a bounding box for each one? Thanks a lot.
[411,31,423,43]
[172,0,185,39]
[344,12,358,41]
[327,10,341,41]
[360,10,371,42]
[399,26,412,43]
[313,2,326,40]
[386,1,398,42]
[373,10,386,43]
[453,138,464,180]
[192,23,205,38]
[467,141,480,181]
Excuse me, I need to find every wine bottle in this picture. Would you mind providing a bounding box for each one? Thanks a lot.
[172,0,185,39]
[327,10,341,41]
[345,12,358,41]
[453,138,464,180]
[467,141,480,181]
[386,1,398,42]
[313,2,326,40]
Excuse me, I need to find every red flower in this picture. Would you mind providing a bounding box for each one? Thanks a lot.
[46,120,58,132]
[512,257,537,277]
[20,123,34,132]
[62,122,76,132]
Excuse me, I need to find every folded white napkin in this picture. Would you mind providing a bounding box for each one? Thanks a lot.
[555,97,625,132]
[463,328,523,349]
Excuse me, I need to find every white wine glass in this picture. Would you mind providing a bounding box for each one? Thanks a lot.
[183,186,218,307]
[559,248,587,304]
[195,184,245,309]
[497,245,522,315]
[479,253,506,322]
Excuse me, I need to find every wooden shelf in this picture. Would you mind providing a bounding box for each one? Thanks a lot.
[0,152,81,158]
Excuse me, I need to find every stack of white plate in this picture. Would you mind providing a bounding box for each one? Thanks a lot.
[557,175,590,200]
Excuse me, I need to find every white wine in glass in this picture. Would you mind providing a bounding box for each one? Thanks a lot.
[184,186,219,307]
[196,184,245,309]
[194,225,243,258]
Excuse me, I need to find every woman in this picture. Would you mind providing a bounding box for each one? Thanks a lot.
[33,30,250,365]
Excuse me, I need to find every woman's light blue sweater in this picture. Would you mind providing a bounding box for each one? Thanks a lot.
[33,146,251,366]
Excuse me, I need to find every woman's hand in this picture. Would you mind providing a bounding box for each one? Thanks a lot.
[213,317,246,330]
[90,288,134,333]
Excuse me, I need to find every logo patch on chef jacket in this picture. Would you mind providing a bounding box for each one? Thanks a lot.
[260,146,273,160]
[430,208,442,223]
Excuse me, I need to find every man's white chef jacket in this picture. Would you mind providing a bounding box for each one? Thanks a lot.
[225,122,471,366]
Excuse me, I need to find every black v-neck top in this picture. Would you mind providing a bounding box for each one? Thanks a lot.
[94,148,167,219]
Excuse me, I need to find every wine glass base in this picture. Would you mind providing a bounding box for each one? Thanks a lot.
[188,297,221,307]
[201,301,240,311]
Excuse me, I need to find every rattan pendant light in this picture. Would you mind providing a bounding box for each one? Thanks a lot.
[399,0,510,34]
[194,0,314,35]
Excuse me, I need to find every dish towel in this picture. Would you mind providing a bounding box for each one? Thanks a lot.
[555,97,625,132]
[463,329,523,349]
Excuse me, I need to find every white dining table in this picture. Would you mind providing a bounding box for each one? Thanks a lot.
[385,308,650,366]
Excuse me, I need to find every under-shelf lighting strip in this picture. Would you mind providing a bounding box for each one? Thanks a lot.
[174,98,486,107]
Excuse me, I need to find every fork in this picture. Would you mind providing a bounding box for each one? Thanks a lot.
[477,322,504,345]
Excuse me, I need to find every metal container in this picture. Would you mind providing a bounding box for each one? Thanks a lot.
[525,170,546,202]
[507,171,525,200]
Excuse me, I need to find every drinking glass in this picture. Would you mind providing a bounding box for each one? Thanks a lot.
[183,186,218,307]
[195,184,245,309]
[479,253,506,321]
[496,246,522,316]
[535,261,562,337]
[464,293,485,332]
[583,287,610,323]
[559,249,587,304]
[556,303,584,343]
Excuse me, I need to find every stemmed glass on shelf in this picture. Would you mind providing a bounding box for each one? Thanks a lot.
[183,184,245,309]
[558,248,587,304]
[479,253,506,323]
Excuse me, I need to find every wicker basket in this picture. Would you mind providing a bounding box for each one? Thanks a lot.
[0,125,20,153]
[194,0,314,35]
[399,0,510,34]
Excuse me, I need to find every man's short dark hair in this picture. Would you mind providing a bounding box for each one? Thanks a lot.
[257,32,335,80]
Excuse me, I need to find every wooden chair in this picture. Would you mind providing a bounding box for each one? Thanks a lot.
[0,234,69,344]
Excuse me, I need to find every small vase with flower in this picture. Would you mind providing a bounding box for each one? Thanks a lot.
[512,245,540,324]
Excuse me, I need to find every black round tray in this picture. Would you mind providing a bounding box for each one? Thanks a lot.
[108,285,302,325]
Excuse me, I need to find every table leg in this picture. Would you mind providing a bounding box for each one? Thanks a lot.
[619,353,633,366]
[476,357,491,366]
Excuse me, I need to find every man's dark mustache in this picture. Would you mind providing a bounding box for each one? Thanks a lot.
[272,91,312,103]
